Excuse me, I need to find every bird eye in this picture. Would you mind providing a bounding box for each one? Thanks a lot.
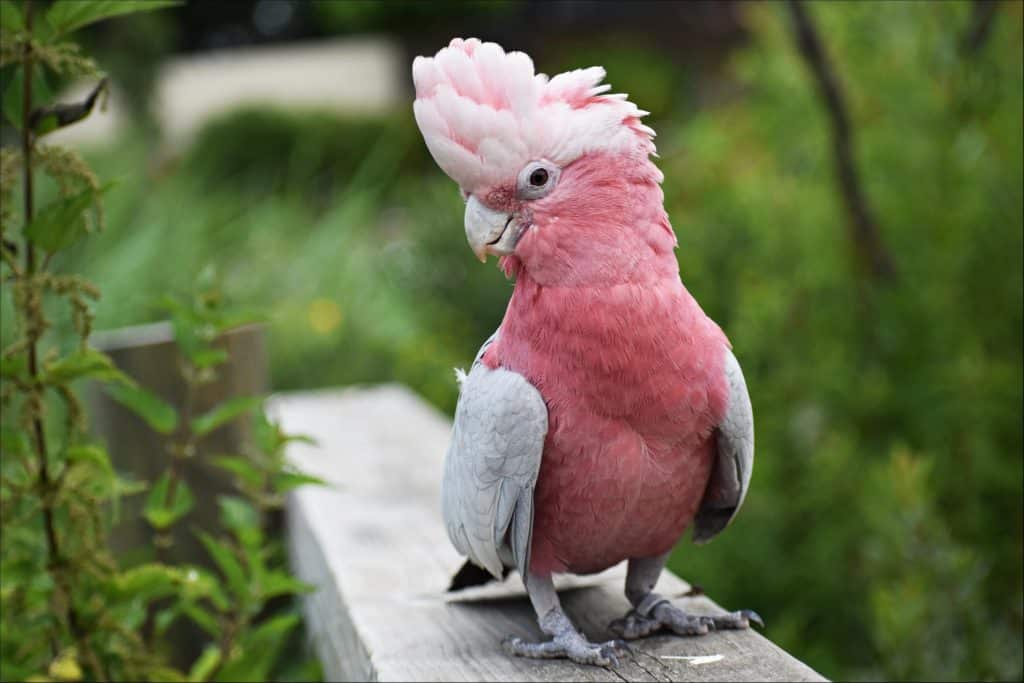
[517,161,560,200]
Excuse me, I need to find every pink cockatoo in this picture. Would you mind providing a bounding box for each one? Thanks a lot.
[413,38,760,666]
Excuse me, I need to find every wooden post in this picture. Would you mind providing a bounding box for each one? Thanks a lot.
[271,385,828,682]
[87,321,267,664]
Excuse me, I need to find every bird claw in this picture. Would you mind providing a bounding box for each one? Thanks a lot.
[503,633,631,667]
[609,601,765,639]
[739,608,765,629]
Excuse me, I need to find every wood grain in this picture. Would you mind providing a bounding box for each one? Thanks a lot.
[271,385,827,682]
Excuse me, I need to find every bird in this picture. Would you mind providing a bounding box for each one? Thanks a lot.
[413,37,760,667]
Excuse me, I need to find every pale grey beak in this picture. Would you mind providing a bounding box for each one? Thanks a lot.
[464,195,518,263]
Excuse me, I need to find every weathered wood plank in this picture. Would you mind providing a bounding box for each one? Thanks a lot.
[272,385,827,682]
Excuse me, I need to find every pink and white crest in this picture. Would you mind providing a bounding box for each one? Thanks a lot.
[413,38,658,193]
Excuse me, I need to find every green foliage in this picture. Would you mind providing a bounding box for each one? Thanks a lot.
[24,183,104,251]
[40,0,180,39]
[657,3,1022,680]
[0,2,321,681]
[104,381,178,434]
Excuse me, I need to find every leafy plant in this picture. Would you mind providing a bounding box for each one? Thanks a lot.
[0,2,323,680]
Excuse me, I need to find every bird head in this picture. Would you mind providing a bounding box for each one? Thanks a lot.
[413,38,671,284]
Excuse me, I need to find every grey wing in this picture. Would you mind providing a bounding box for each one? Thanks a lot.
[693,348,754,543]
[442,332,548,579]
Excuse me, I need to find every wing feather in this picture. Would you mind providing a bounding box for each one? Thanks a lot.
[442,333,547,578]
[693,348,754,543]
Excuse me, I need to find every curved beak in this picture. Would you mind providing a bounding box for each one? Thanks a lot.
[464,195,519,263]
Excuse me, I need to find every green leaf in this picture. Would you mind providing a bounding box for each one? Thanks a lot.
[258,570,314,601]
[211,308,269,336]
[43,347,128,385]
[191,395,263,437]
[2,69,53,130]
[179,601,218,638]
[114,563,181,602]
[144,472,194,530]
[0,353,27,379]
[30,77,108,136]
[192,347,228,369]
[218,495,259,534]
[147,666,188,683]
[197,531,247,601]
[105,382,178,434]
[216,614,300,682]
[188,645,221,683]
[218,496,261,563]
[66,444,113,475]
[272,470,328,494]
[153,605,179,637]
[43,0,181,37]
[211,455,264,489]
[0,1,24,32]
[253,412,316,455]
[0,425,30,457]
[177,565,229,611]
[24,185,103,252]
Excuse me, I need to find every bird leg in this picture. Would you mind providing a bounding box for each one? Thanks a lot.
[609,552,764,639]
[503,571,631,666]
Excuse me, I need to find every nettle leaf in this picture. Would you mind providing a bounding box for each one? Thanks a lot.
[0,352,27,380]
[211,308,268,336]
[43,0,181,38]
[43,347,128,385]
[144,472,194,530]
[191,347,228,370]
[218,496,261,563]
[196,531,247,601]
[0,1,25,32]
[253,412,316,454]
[258,570,314,601]
[146,666,188,683]
[30,77,108,137]
[114,563,182,602]
[0,425,30,457]
[2,69,53,131]
[66,444,113,474]
[273,470,328,494]
[191,395,263,437]
[218,495,259,533]
[188,645,221,683]
[105,382,178,434]
[216,614,300,682]
[177,565,229,611]
[211,455,264,489]
[179,601,218,638]
[24,184,105,253]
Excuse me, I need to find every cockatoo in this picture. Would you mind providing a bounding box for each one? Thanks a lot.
[413,38,760,666]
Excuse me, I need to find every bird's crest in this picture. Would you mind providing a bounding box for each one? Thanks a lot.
[413,38,657,193]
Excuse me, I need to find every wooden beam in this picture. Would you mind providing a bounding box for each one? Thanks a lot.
[272,385,827,682]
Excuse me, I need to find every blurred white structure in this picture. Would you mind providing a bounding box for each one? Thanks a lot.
[50,36,404,148]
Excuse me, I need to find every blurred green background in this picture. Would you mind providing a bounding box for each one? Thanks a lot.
[9,1,1022,680]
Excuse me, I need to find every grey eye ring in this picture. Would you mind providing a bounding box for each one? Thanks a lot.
[517,160,560,200]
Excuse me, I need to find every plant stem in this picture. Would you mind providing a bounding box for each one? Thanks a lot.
[20,4,106,679]
[205,612,245,682]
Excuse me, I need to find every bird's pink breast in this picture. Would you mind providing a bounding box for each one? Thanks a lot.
[485,271,730,576]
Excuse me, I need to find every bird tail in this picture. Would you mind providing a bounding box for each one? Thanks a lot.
[448,559,510,591]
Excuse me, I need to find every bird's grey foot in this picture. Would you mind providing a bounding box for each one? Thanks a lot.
[609,593,763,639]
[502,632,631,666]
